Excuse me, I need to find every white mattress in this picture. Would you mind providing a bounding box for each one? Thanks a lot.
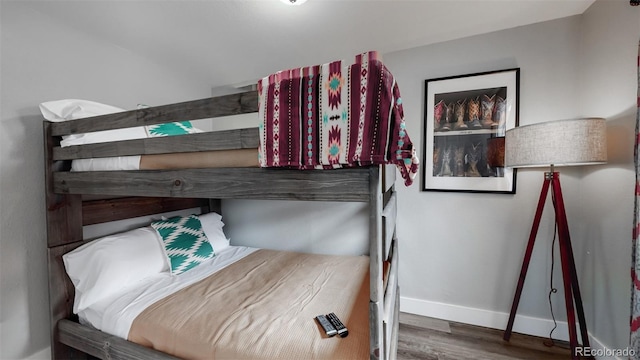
[72,156,141,171]
[78,246,258,338]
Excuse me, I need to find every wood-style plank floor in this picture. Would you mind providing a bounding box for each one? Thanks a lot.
[397,313,572,360]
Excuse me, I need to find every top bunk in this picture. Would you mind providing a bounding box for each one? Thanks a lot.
[44,51,418,202]
[45,96,384,202]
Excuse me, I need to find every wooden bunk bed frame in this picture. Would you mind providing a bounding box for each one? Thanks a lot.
[44,90,400,360]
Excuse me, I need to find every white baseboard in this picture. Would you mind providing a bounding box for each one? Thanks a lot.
[586,335,628,360]
[400,296,621,360]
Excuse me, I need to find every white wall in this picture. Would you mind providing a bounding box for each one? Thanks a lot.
[577,0,640,351]
[0,3,212,359]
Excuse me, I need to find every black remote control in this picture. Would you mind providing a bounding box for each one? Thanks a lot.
[326,312,348,338]
[315,315,337,337]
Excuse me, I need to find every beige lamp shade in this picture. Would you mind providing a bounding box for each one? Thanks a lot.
[505,118,607,168]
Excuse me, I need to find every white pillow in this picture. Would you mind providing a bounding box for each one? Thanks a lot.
[39,99,148,147]
[39,99,124,123]
[62,226,169,313]
[198,212,230,252]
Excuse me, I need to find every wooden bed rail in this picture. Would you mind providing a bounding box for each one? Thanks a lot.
[51,90,258,136]
[53,167,373,202]
[58,320,179,360]
[81,197,210,226]
[53,128,260,161]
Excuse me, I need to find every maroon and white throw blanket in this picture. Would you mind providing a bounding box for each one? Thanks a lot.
[257,51,419,186]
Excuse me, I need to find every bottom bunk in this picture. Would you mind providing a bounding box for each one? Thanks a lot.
[60,240,370,359]
[46,168,399,360]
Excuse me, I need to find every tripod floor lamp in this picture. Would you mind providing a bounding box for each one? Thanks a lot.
[502,118,607,359]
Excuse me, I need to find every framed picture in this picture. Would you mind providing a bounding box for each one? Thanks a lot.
[422,68,519,193]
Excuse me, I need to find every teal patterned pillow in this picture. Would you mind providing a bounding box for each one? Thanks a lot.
[151,215,214,275]
[146,121,196,137]
[137,103,201,137]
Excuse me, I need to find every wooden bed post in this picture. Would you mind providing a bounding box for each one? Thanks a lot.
[369,166,384,360]
[371,164,399,360]
[208,198,222,215]
[44,122,88,360]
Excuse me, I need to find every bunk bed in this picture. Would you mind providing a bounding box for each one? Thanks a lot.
[44,53,412,360]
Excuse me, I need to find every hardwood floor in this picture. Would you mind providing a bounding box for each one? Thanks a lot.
[397,313,572,360]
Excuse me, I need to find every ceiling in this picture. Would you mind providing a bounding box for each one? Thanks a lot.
[28,0,595,91]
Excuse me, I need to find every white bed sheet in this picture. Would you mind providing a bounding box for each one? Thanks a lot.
[78,246,258,339]
[72,156,141,172]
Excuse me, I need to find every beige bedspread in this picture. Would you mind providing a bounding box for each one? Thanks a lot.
[129,249,370,359]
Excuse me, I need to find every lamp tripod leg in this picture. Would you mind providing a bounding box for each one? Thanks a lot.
[551,174,590,357]
[504,177,552,341]
[567,242,590,348]
[555,211,579,357]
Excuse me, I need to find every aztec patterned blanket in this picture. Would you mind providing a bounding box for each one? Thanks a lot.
[257,51,419,186]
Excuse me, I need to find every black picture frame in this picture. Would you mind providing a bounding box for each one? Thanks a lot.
[422,68,519,193]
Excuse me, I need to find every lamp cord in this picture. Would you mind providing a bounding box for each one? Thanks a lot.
[544,192,559,348]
